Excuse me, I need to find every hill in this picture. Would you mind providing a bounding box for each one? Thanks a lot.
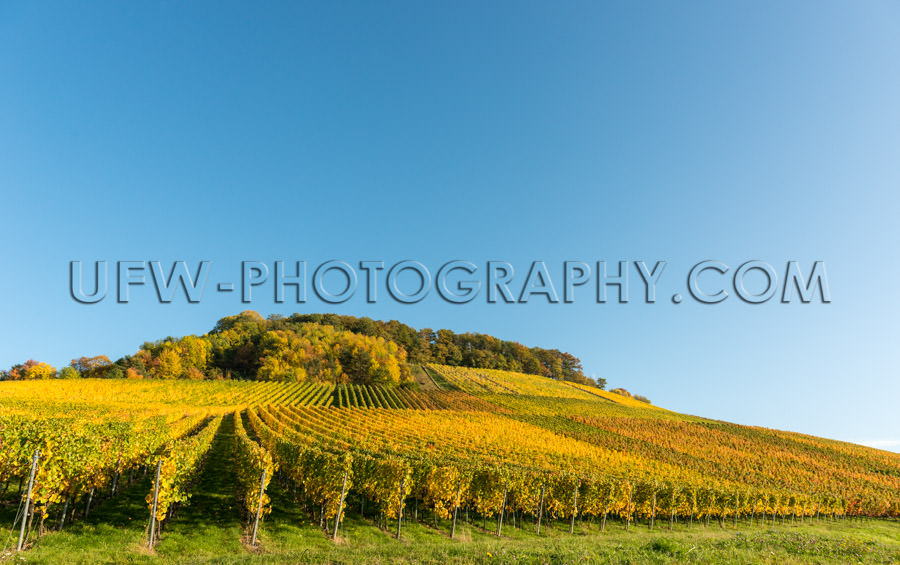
[0,364,898,563]
[2,311,603,388]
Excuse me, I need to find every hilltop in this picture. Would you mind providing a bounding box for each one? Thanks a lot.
[2,311,605,389]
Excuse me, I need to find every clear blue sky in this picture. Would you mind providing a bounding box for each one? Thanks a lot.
[1,2,898,450]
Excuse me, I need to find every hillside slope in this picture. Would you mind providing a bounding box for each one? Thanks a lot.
[1,367,899,563]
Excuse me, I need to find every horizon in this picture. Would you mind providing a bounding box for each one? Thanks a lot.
[7,306,898,454]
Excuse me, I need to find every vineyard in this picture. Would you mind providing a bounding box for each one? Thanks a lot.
[0,367,899,563]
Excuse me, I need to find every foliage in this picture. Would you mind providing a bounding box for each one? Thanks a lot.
[58,366,80,379]
[111,312,597,389]
[71,355,113,377]
[4,359,57,380]
[233,411,276,521]
[148,416,223,522]
[285,312,598,386]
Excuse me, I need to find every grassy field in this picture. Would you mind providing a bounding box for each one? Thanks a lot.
[3,414,897,564]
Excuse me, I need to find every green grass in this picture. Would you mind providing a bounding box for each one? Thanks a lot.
[5,479,899,564]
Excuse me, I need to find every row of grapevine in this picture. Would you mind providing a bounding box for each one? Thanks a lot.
[427,364,516,395]
[4,376,900,554]
[233,411,276,525]
[326,383,499,412]
[0,379,338,409]
[146,415,223,545]
[427,364,604,401]
[283,401,900,516]
[243,403,900,542]
[0,408,212,550]
[562,380,658,408]
[331,384,419,409]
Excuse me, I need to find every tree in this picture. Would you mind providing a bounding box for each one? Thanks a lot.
[7,360,57,380]
[71,355,113,378]
[115,311,590,387]
[152,347,183,379]
[59,366,80,379]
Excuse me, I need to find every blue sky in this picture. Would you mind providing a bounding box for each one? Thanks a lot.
[1,2,898,450]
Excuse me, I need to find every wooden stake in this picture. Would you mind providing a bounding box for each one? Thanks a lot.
[252,468,268,545]
[17,450,39,552]
[451,483,461,539]
[570,481,579,534]
[332,470,348,542]
[395,476,406,539]
[84,487,95,518]
[111,458,121,495]
[536,483,545,535]
[148,460,162,549]
[58,495,70,530]
[496,484,507,536]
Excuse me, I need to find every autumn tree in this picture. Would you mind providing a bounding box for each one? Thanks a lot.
[114,311,589,387]
[71,355,113,378]
[6,360,57,380]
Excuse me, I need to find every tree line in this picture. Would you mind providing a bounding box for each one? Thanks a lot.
[1,311,603,388]
[275,313,600,387]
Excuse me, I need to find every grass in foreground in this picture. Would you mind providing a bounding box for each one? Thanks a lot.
[5,488,899,564]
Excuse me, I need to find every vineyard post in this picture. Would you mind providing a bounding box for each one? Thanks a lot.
[669,500,675,529]
[84,487,95,518]
[111,458,121,495]
[450,482,461,539]
[251,468,268,545]
[689,491,695,526]
[626,485,633,531]
[601,503,608,532]
[17,450,39,552]
[148,459,162,549]
[536,483,545,535]
[569,481,579,534]
[395,475,406,540]
[733,492,738,527]
[58,495,70,530]
[650,489,656,530]
[497,484,508,536]
[332,470,348,542]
